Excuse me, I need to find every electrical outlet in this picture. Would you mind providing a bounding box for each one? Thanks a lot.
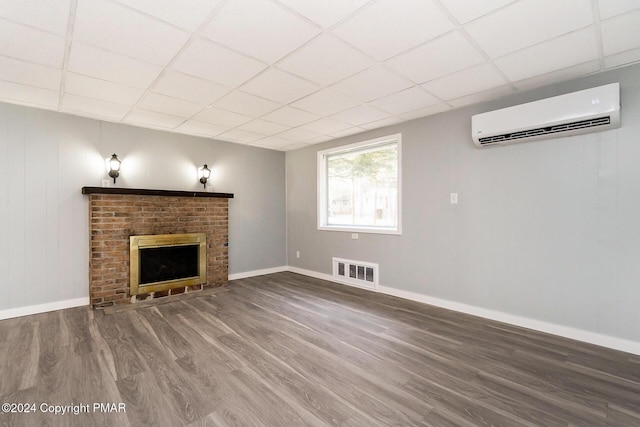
[296,251,300,259]
[450,193,458,204]
[351,233,359,240]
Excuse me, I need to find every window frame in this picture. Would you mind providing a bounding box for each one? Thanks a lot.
[317,133,402,235]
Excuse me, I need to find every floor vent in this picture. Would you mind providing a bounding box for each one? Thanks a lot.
[332,257,378,290]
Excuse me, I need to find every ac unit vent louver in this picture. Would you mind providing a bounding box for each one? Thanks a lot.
[472,83,620,148]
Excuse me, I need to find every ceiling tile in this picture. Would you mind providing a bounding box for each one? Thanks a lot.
[0,56,61,90]
[65,72,144,105]
[511,61,600,92]
[175,120,229,137]
[192,106,252,127]
[385,31,485,84]
[448,85,514,108]
[604,48,640,69]
[333,0,454,60]
[439,0,516,24]
[358,115,404,130]
[137,93,204,117]
[251,137,297,150]
[260,106,320,127]
[201,0,320,64]
[370,86,441,115]
[330,104,390,126]
[113,0,221,31]
[0,20,65,67]
[598,0,640,19]
[152,70,230,105]
[276,0,371,28]
[172,37,267,87]
[330,66,413,102]
[400,103,452,121]
[74,0,190,66]
[61,94,131,121]
[0,79,58,109]
[218,128,264,143]
[298,117,352,134]
[276,127,322,142]
[601,10,640,56]
[124,109,185,129]
[329,127,366,138]
[421,63,506,100]
[291,88,360,116]
[213,91,281,117]
[465,0,593,58]
[495,27,599,82]
[68,43,163,89]
[0,0,70,35]
[237,119,288,135]
[240,68,319,104]
[276,34,374,85]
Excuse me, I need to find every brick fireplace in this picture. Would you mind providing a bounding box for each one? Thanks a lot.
[82,187,234,308]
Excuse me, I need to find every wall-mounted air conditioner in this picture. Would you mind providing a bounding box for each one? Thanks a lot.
[471,83,621,148]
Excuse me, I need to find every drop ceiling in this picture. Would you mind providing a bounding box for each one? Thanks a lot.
[0,0,639,151]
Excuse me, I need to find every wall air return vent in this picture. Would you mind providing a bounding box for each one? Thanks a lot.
[332,257,378,290]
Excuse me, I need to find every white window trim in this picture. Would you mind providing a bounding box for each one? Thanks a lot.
[317,133,402,235]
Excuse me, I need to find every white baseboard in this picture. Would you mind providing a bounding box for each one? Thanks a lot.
[0,297,89,321]
[229,266,288,281]
[286,266,640,356]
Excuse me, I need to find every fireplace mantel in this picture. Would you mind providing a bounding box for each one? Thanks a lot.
[82,186,234,198]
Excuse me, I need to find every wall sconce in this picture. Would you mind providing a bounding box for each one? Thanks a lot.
[108,153,121,184]
[199,164,211,189]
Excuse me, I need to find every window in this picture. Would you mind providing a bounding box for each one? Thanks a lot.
[318,134,401,234]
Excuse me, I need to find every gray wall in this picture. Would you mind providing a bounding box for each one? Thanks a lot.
[0,104,286,311]
[286,63,640,343]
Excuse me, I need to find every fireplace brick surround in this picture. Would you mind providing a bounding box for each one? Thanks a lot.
[83,187,233,308]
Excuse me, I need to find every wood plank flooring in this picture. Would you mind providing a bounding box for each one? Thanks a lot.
[1,271,640,426]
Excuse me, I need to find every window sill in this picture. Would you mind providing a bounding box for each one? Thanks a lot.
[318,225,402,235]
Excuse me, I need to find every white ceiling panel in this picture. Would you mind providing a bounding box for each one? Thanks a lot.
[385,31,485,84]
[421,63,506,101]
[0,56,61,90]
[439,0,516,24]
[601,10,640,56]
[152,71,230,105]
[276,34,374,85]
[330,104,390,126]
[0,0,638,150]
[298,117,352,135]
[137,93,204,118]
[277,0,371,28]
[237,119,288,136]
[465,0,593,58]
[0,0,70,35]
[74,0,190,66]
[68,43,163,89]
[124,109,185,129]
[291,88,360,116]
[201,0,319,64]
[172,37,267,87]
[61,94,131,121]
[495,28,599,82]
[0,79,58,109]
[330,66,413,102]
[240,68,319,104]
[0,19,65,67]
[114,0,221,31]
[218,128,264,143]
[192,106,252,127]
[598,0,640,20]
[260,106,320,127]
[175,120,228,138]
[65,73,144,105]
[213,90,281,117]
[370,86,441,115]
[333,0,454,60]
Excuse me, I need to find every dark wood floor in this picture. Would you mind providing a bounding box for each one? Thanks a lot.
[1,272,640,426]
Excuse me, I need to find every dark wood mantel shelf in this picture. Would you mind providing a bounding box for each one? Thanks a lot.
[82,186,234,198]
